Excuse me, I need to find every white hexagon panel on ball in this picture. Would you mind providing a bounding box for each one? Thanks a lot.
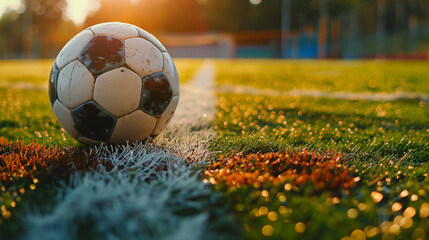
[55,30,94,70]
[93,67,142,117]
[109,110,157,145]
[135,27,167,53]
[52,100,80,138]
[90,22,139,40]
[162,52,179,97]
[125,37,163,78]
[56,60,95,109]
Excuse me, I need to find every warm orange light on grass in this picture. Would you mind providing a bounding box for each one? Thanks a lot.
[0,137,100,222]
[420,203,429,218]
[371,191,383,203]
[0,138,101,183]
[205,149,355,191]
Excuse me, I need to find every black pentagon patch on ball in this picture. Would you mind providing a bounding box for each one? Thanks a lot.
[71,100,117,141]
[78,36,125,75]
[140,72,173,117]
[48,63,59,107]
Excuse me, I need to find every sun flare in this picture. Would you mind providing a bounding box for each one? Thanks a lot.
[0,0,100,26]
[63,0,100,26]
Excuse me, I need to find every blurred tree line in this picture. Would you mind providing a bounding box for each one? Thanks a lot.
[0,0,428,58]
[0,0,75,58]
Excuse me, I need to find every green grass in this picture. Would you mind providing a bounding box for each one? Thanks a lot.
[0,88,79,147]
[213,94,428,163]
[174,59,203,83]
[0,59,204,238]
[0,60,52,84]
[215,60,429,94]
[210,60,429,239]
[211,93,429,239]
[0,59,428,239]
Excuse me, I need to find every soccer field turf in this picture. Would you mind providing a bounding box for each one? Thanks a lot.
[0,59,428,239]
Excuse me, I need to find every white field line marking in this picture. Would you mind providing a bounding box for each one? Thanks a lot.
[218,84,429,102]
[167,60,216,132]
[24,61,220,240]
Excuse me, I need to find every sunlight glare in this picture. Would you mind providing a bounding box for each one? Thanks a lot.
[64,0,100,26]
[0,0,24,18]
[249,0,262,5]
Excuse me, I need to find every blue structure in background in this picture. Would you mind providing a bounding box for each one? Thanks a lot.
[291,33,318,58]
[236,0,429,59]
[236,33,318,59]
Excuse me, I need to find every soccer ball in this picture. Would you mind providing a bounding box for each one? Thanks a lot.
[49,22,179,145]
